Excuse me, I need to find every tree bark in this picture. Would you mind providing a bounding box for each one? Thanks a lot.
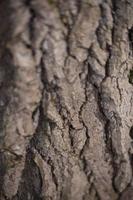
[0,0,133,199]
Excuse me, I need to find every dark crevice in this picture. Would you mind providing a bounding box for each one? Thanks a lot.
[128,69,133,85]
[24,0,36,56]
[0,152,7,198]
[129,126,133,139]
[79,59,90,154]
[111,0,117,13]
[105,44,112,77]
[68,124,74,149]
[13,149,43,200]
[90,183,101,200]
[128,26,133,54]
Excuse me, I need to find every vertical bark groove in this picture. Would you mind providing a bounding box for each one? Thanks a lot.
[0,0,133,200]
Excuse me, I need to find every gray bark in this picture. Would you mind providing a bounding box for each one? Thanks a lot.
[0,0,133,199]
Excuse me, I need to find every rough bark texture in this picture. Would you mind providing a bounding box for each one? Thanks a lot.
[0,0,133,199]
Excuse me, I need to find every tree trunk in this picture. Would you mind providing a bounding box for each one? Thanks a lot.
[0,0,133,199]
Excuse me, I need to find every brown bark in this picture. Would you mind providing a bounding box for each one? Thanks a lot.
[0,0,133,199]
